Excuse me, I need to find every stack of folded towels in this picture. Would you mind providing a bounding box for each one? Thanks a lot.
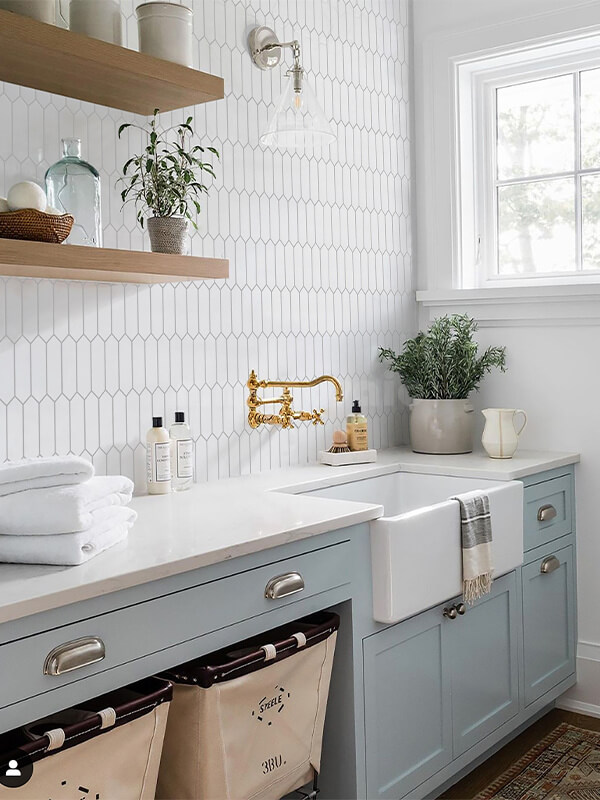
[0,455,137,566]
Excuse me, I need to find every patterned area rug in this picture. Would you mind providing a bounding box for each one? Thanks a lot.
[475,723,600,800]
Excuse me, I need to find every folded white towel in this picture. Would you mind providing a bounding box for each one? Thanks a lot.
[0,475,134,535]
[0,456,94,497]
[0,508,137,566]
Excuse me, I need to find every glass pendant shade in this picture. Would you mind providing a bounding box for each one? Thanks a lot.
[260,73,335,150]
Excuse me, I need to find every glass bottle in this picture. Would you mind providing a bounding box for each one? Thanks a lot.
[45,138,102,247]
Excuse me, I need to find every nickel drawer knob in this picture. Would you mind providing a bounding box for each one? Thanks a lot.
[43,636,105,676]
[537,504,557,522]
[456,603,466,616]
[264,572,305,600]
[443,606,458,620]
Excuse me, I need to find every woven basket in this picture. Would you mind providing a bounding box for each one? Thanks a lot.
[0,209,74,243]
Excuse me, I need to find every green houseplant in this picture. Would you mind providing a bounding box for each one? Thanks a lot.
[118,109,219,255]
[379,314,507,454]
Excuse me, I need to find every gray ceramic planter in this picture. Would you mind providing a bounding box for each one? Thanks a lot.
[409,398,474,454]
[147,216,189,254]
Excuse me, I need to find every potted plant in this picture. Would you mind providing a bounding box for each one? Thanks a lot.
[379,314,507,454]
[118,109,219,254]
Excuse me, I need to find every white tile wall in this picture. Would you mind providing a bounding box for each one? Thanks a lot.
[0,0,414,490]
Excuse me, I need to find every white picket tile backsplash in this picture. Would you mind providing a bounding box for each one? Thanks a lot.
[0,0,413,490]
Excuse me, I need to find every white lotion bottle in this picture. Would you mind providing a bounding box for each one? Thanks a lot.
[146,416,171,494]
[169,411,194,491]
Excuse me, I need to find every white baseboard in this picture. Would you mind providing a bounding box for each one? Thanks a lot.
[556,697,600,719]
[577,641,600,661]
[559,648,600,717]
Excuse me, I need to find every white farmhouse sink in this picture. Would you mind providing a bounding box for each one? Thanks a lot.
[305,472,523,624]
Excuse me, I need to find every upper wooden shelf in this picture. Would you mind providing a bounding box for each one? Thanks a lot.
[0,9,224,114]
[0,239,229,284]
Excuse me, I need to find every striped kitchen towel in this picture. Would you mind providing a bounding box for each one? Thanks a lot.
[451,491,494,605]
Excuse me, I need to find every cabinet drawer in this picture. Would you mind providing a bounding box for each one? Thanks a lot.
[522,544,576,705]
[0,540,350,711]
[524,475,572,551]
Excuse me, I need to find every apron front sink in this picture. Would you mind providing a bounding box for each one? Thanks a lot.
[305,472,523,624]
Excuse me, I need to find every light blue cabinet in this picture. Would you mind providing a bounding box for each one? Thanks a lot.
[522,543,576,706]
[362,468,577,800]
[363,607,453,799]
[0,465,578,800]
[523,473,573,551]
[450,572,519,755]
[363,574,519,798]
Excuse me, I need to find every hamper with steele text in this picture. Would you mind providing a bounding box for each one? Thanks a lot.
[156,610,340,800]
[0,677,172,799]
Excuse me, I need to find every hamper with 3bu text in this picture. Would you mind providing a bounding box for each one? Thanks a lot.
[0,677,172,799]
[156,610,340,800]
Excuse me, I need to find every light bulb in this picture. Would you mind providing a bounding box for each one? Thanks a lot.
[294,92,302,110]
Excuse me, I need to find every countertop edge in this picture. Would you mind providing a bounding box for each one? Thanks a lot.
[0,503,382,625]
[0,448,580,625]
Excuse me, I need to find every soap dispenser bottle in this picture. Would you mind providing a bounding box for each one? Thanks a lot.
[170,411,194,491]
[346,400,369,451]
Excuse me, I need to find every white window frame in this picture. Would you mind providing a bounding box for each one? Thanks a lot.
[458,37,600,289]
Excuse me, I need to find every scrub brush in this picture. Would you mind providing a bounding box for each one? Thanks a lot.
[327,429,351,454]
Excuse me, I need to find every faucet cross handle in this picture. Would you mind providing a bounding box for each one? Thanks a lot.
[312,408,325,426]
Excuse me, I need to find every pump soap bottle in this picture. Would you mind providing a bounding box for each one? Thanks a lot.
[170,411,194,491]
[346,400,369,451]
[146,417,171,494]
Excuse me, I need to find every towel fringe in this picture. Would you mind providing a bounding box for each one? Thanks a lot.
[463,572,493,606]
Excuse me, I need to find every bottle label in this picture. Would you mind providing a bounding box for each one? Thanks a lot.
[176,439,194,479]
[347,423,369,452]
[152,441,172,482]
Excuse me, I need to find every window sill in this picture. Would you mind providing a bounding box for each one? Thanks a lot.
[416,284,600,325]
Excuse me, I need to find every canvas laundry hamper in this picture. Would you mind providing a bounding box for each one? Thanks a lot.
[0,676,172,800]
[156,610,340,800]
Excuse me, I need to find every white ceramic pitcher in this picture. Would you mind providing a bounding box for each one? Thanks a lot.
[481,408,527,459]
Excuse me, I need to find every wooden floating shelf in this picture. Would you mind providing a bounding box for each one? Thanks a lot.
[0,9,224,114]
[0,239,229,284]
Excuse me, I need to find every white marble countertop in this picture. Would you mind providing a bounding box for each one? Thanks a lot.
[0,447,579,624]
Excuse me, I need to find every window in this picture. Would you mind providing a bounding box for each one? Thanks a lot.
[495,69,600,277]
[455,36,600,287]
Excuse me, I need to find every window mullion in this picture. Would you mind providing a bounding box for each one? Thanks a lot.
[574,70,583,271]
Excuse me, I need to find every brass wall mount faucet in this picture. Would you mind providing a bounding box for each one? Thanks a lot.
[247,371,343,429]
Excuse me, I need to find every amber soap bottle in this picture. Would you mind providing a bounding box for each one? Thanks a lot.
[346,400,369,451]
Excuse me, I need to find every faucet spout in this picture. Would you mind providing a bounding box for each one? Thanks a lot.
[261,375,343,403]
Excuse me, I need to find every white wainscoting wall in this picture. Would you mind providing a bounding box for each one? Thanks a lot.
[413,0,600,716]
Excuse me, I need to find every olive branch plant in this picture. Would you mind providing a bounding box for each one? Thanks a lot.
[378,314,507,400]
[118,108,219,229]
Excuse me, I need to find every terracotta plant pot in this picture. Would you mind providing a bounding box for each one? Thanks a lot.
[147,216,189,255]
[409,398,475,455]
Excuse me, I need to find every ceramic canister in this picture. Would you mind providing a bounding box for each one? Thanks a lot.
[136,1,193,67]
[69,0,122,45]
[409,399,475,455]
[0,0,56,24]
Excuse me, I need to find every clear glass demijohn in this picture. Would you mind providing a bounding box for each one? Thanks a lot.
[260,72,336,151]
[45,138,102,247]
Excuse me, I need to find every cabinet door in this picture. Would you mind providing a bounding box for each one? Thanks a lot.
[450,572,520,756]
[522,544,575,706]
[363,607,452,799]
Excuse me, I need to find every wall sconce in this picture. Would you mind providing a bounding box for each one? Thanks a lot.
[247,25,335,150]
